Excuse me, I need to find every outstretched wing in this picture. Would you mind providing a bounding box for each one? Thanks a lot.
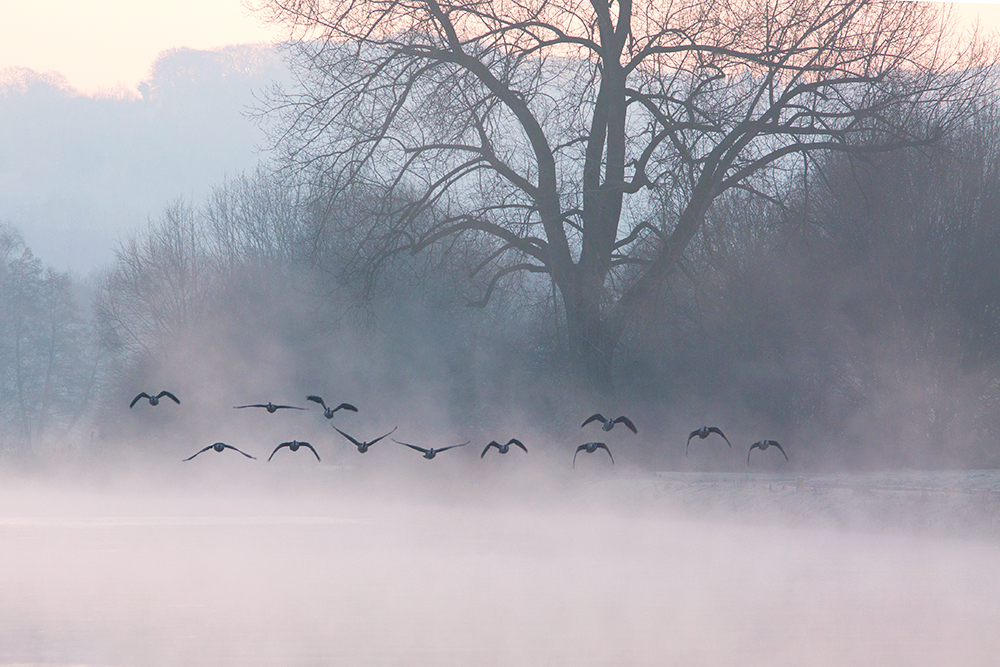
[708,427,731,447]
[747,443,761,466]
[273,404,307,411]
[582,414,606,428]
[333,426,363,447]
[182,445,214,461]
[772,442,789,461]
[436,442,469,453]
[482,441,501,458]
[686,430,699,455]
[156,391,180,404]
[268,443,290,461]
[306,395,327,409]
[507,438,528,453]
[394,439,429,454]
[130,392,150,408]
[334,403,359,413]
[573,444,587,468]
[595,442,615,464]
[234,404,267,409]
[299,442,321,461]
[367,426,398,446]
[613,416,637,434]
[224,444,256,459]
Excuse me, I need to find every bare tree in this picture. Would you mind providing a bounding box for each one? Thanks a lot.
[0,224,98,450]
[33,269,97,441]
[2,236,43,445]
[205,167,305,270]
[96,201,214,364]
[260,0,989,393]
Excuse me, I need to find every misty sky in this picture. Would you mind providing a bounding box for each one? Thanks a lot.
[0,2,288,272]
[1,1,999,94]
[0,1,282,94]
[1,0,999,273]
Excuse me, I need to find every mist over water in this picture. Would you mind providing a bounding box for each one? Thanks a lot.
[1,451,999,666]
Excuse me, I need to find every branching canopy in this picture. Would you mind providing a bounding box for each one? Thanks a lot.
[260,0,991,388]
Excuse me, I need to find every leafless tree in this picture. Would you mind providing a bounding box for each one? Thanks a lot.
[260,0,989,393]
[95,201,215,364]
[617,97,1000,465]
[200,167,330,332]
[0,231,43,445]
[0,224,97,450]
[204,167,305,270]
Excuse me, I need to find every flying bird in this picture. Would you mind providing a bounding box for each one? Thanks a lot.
[394,439,468,459]
[481,438,528,458]
[582,413,637,433]
[129,391,180,408]
[686,426,732,455]
[183,442,256,461]
[268,440,321,462]
[573,442,615,468]
[233,402,307,413]
[747,439,789,465]
[307,395,359,419]
[333,426,397,453]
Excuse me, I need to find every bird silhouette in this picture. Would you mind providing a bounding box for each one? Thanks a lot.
[573,442,615,467]
[481,438,528,458]
[234,402,307,413]
[268,440,320,461]
[747,439,789,465]
[307,395,359,419]
[582,413,637,433]
[130,391,180,408]
[333,426,397,453]
[183,442,256,461]
[394,439,468,459]
[686,426,732,454]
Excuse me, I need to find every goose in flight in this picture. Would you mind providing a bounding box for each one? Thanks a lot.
[481,438,528,458]
[394,439,468,459]
[130,391,180,408]
[582,413,637,434]
[307,395,359,419]
[268,440,321,462]
[333,426,397,453]
[233,402,307,413]
[747,439,789,465]
[573,442,615,467]
[686,426,732,454]
[183,442,256,461]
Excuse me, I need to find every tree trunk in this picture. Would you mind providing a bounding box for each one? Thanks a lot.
[13,317,31,450]
[561,281,617,396]
[36,319,58,440]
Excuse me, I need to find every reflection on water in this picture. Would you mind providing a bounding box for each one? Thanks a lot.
[1,473,998,666]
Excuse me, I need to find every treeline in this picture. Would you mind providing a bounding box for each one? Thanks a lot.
[0,225,98,452]
[5,104,1000,466]
[89,169,563,449]
[626,104,1000,468]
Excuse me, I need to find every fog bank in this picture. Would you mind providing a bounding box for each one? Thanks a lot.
[1,464,998,666]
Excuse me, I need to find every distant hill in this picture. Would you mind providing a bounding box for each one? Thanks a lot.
[0,44,291,273]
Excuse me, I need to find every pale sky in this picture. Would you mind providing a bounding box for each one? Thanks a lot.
[1,1,999,95]
[0,0,285,94]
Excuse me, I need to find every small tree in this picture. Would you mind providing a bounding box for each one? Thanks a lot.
[0,225,97,450]
[260,0,990,393]
[96,201,214,364]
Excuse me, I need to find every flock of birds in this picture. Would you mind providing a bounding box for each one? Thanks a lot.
[129,391,790,467]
